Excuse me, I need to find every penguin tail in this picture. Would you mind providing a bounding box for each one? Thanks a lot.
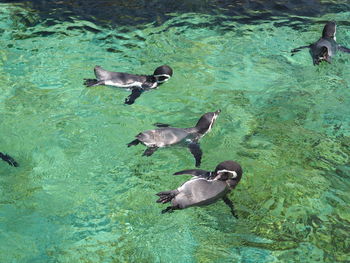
[83,78,102,87]
[156,190,177,204]
[127,139,140,147]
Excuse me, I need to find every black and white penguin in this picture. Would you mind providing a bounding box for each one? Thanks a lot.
[291,21,350,65]
[127,110,221,167]
[83,65,173,104]
[156,160,243,217]
[0,152,19,167]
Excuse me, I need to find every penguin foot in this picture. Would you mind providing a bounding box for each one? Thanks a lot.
[161,206,174,214]
[0,152,19,167]
[83,78,101,87]
[156,190,177,204]
[143,146,158,157]
[127,139,140,147]
[160,205,180,214]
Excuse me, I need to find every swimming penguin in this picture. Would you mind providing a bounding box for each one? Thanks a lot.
[127,110,221,167]
[156,160,243,217]
[291,21,350,65]
[0,152,19,167]
[83,65,173,105]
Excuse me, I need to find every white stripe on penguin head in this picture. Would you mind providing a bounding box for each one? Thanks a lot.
[217,169,238,178]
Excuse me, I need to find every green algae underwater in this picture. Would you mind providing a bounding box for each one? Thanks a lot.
[0,1,350,262]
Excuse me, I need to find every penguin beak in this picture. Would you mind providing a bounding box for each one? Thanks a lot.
[212,110,221,121]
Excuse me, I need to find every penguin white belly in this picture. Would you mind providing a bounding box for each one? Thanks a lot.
[174,179,228,208]
[104,80,143,88]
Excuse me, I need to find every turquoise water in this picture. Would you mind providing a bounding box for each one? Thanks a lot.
[1,1,350,262]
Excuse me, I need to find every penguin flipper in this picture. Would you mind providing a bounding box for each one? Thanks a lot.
[125,88,143,105]
[291,45,310,56]
[338,45,350,53]
[173,169,211,178]
[83,78,103,87]
[223,196,238,219]
[153,123,171,128]
[188,143,202,168]
[143,146,158,156]
[0,152,19,167]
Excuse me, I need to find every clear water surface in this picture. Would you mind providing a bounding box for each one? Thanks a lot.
[0,1,350,262]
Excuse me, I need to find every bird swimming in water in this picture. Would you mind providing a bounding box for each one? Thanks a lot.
[156,160,243,218]
[84,65,173,105]
[127,110,221,167]
[291,21,350,65]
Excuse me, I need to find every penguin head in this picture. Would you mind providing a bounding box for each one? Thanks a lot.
[322,21,336,40]
[194,109,221,135]
[153,65,173,84]
[214,161,243,189]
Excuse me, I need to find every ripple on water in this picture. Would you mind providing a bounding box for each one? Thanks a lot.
[1,1,350,262]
